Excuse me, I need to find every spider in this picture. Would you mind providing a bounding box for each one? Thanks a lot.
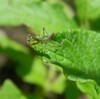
[27,28,54,46]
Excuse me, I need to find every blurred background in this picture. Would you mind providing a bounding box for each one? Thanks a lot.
[0,0,100,99]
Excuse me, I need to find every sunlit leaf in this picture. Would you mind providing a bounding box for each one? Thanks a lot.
[32,29,100,85]
[77,81,100,99]
[75,0,100,31]
[0,0,77,33]
[0,79,26,99]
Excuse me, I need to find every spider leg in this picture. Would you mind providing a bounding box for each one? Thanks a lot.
[43,27,48,37]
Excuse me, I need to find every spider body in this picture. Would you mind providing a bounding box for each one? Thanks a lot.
[27,33,54,45]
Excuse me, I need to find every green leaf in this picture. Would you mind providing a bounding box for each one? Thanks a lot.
[77,81,100,99]
[0,33,34,77]
[0,79,26,99]
[0,33,31,62]
[43,64,66,93]
[75,0,100,20]
[22,58,47,86]
[75,0,100,31]
[0,31,66,94]
[21,58,66,94]
[32,29,100,85]
[0,34,28,54]
[0,0,77,33]
[66,81,80,99]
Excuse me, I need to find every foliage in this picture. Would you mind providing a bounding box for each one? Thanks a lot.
[0,0,100,99]
[33,29,100,84]
[0,80,26,99]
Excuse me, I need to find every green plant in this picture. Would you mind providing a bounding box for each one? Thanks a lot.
[30,29,100,98]
[0,0,100,99]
